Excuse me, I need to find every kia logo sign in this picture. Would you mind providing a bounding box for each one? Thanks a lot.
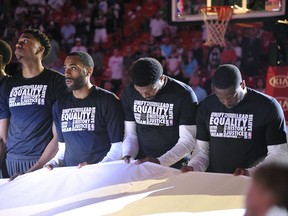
[269,75,288,88]
[276,97,288,111]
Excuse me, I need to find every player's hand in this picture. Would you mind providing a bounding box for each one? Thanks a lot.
[233,168,250,176]
[9,172,24,181]
[122,155,131,164]
[135,157,160,165]
[44,164,54,171]
[180,165,194,173]
[77,162,88,168]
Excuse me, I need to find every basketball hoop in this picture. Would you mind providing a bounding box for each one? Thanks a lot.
[200,6,233,47]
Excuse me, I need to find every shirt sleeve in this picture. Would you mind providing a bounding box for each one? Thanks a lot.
[52,101,64,142]
[101,142,123,162]
[45,142,65,167]
[247,143,288,175]
[157,125,196,167]
[187,140,210,172]
[122,121,139,159]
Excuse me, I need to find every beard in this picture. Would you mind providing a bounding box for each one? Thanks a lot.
[66,75,86,90]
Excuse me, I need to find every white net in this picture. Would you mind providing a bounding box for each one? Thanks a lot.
[201,6,233,47]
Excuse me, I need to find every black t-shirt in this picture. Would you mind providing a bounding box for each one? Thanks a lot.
[52,87,124,166]
[197,88,287,173]
[121,76,198,159]
[0,69,67,156]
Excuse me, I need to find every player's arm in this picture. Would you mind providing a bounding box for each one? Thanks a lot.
[76,142,123,168]
[44,141,65,170]
[122,121,139,164]
[157,88,198,167]
[157,125,196,167]
[241,143,288,176]
[101,142,123,163]
[235,99,287,176]
[27,122,59,172]
[181,139,209,172]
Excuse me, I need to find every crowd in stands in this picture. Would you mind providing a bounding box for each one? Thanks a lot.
[0,0,278,98]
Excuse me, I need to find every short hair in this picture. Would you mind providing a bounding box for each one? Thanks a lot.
[212,64,242,89]
[0,39,12,66]
[252,163,288,210]
[23,28,51,58]
[69,51,94,68]
[130,57,163,87]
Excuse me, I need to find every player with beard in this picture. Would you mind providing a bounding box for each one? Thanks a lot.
[121,57,198,169]
[0,29,67,179]
[45,51,124,169]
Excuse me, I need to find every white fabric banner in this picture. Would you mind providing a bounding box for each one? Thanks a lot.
[0,160,250,216]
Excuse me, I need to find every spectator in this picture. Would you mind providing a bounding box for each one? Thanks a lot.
[98,0,109,14]
[182,50,198,84]
[45,19,61,43]
[42,34,60,68]
[14,0,29,21]
[60,18,76,54]
[189,73,207,102]
[142,0,159,18]
[108,48,123,95]
[24,0,46,17]
[202,67,216,96]
[151,46,167,75]
[93,9,108,47]
[254,76,266,94]
[231,37,242,69]
[106,7,117,34]
[192,39,203,68]
[166,46,182,81]
[207,45,222,73]
[241,28,261,76]
[160,36,172,59]
[27,16,45,33]
[138,42,150,58]
[74,8,92,46]
[47,5,64,27]
[47,0,65,10]
[122,45,135,86]
[70,38,88,53]
[221,39,238,65]
[3,20,19,43]
[142,0,160,31]
[90,43,104,78]
[149,11,166,43]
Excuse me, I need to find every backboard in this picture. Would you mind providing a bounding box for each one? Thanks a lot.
[169,0,287,23]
